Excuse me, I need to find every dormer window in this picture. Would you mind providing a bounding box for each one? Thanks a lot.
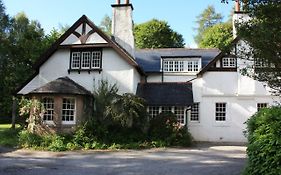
[162,58,201,73]
[70,49,102,72]
[222,57,236,68]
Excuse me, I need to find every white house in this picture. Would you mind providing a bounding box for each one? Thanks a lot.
[17,0,280,141]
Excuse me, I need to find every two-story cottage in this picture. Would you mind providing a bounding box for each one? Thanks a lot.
[17,0,280,142]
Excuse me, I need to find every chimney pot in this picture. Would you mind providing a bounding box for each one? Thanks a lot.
[116,0,120,4]
[125,0,130,4]
[235,0,240,12]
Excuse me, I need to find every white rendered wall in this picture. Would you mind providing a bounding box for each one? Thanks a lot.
[190,71,279,142]
[19,48,140,95]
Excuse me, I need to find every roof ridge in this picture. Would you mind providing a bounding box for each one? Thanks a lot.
[137,48,220,51]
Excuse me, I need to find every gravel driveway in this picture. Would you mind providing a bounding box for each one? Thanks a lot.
[0,144,246,175]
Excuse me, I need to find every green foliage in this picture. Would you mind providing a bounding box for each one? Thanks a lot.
[0,124,20,147]
[134,19,185,48]
[18,130,42,148]
[199,22,233,51]
[99,14,112,35]
[194,5,223,45]
[243,107,281,175]
[235,1,281,94]
[148,112,192,146]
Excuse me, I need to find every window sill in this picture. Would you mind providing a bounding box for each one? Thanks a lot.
[62,121,76,125]
[68,68,102,74]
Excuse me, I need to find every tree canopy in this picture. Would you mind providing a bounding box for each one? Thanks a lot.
[99,14,112,35]
[233,0,281,94]
[199,22,233,51]
[134,19,185,49]
[194,5,223,45]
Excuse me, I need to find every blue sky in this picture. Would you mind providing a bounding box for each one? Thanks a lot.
[2,0,234,47]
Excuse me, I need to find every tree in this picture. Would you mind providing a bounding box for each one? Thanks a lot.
[194,5,223,45]
[199,22,233,51]
[99,14,112,35]
[231,1,281,94]
[134,19,185,48]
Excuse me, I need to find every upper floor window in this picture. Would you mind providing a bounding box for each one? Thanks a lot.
[222,57,236,68]
[70,49,102,70]
[163,59,200,72]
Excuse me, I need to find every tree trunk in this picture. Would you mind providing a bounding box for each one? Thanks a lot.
[11,96,17,129]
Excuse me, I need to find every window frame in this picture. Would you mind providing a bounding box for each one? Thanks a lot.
[222,57,237,68]
[174,106,185,125]
[42,97,55,124]
[215,103,226,122]
[190,103,199,122]
[69,48,102,72]
[162,59,201,73]
[61,97,76,125]
[257,103,268,111]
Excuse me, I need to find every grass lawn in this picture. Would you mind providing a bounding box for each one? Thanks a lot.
[0,124,21,147]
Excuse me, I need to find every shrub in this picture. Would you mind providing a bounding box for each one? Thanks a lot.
[243,107,281,175]
[18,130,42,148]
[148,112,192,146]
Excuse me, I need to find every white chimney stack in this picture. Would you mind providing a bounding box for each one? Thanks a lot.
[111,0,135,58]
[232,0,250,38]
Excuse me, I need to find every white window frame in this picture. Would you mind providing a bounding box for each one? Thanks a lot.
[42,97,54,125]
[174,106,185,125]
[190,103,199,122]
[62,98,76,125]
[215,103,226,122]
[71,52,81,69]
[81,51,91,69]
[222,57,236,68]
[257,103,268,111]
[162,59,200,73]
[92,51,101,68]
[147,106,160,118]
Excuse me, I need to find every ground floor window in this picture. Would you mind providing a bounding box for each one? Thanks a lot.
[148,106,160,118]
[190,103,199,121]
[42,97,54,122]
[257,103,268,111]
[147,106,186,125]
[215,103,226,121]
[174,107,185,124]
[62,98,76,124]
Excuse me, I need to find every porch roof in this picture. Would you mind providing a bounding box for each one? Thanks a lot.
[29,77,92,96]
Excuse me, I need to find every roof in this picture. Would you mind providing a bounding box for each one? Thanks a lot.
[29,77,92,95]
[135,48,220,73]
[136,83,193,106]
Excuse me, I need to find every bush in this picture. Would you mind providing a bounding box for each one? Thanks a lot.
[243,107,281,175]
[148,112,192,146]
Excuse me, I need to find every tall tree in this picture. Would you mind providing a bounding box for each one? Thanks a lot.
[99,14,112,35]
[134,19,185,48]
[231,1,281,94]
[194,5,223,45]
[199,22,233,51]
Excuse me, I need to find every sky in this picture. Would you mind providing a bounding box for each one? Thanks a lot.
[2,0,234,48]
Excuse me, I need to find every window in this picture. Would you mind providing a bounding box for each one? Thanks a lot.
[81,52,91,69]
[163,60,199,72]
[71,52,81,69]
[92,51,102,68]
[70,50,102,70]
[62,98,75,124]
[222,57,236,68]
[161,106,172,113]
[215,103,226,121]
[42,97,54,122]
[175,106,185,125]
[148,106,160,118]
[257,103,268,111]
[190,103,199,121]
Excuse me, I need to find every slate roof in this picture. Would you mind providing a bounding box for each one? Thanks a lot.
[135,48,220,73]
[136,83,193,106]
[29,77,91,95]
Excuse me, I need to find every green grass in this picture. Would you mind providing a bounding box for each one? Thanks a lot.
[0,124,21,147]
